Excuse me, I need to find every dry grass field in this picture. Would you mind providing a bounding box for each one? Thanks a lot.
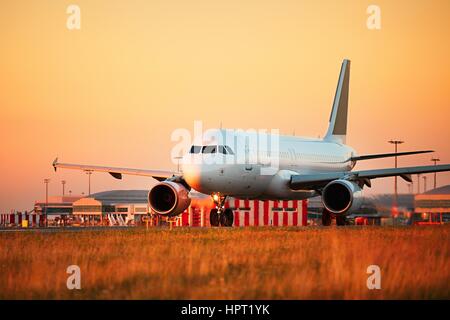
[0,225,449,299]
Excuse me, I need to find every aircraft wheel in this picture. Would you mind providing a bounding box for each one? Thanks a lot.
[210,209,220,226]
[322,209,332,226]
[220,208,234,227]
[336,215,347,226]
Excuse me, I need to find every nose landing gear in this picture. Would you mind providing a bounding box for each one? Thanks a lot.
[210,208,220,226]
[210,193,234,227]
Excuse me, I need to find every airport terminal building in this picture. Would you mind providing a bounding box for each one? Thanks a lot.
[28,191,149,226]
[72,190,149,225]
[415,185,450,223]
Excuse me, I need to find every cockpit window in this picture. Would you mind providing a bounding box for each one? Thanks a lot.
[190,145,202,154]
[202,145,217,154]
[224,146,234,155]
[192,145,233,154]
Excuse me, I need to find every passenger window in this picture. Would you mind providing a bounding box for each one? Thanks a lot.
[190,145,201,154]
[202,145,217,153]
[218,146,227,154]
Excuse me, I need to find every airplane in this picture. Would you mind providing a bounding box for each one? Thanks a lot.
[53,59,450,226]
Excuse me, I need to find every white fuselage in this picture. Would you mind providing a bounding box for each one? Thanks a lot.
[181,129,357,200]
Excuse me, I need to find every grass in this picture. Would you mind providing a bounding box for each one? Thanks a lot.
[0,225,449,299]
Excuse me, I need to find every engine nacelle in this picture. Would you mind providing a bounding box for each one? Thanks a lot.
[322,179,363,215]
[148,181,191,216]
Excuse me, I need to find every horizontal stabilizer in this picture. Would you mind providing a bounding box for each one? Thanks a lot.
[351,150,433,161]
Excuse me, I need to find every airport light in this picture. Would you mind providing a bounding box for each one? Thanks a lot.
[61,180,66,196]
[431,158,440,189]
[44,178,50,227]
[85,170,93,196]
[388,140,404,220]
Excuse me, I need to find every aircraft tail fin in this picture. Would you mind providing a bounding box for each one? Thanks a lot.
[324,59,350,144]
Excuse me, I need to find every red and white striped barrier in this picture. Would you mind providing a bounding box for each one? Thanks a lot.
[227,199,307,227]
[0,214,8,226]
[0,213,40,227]
[176,198,307,227]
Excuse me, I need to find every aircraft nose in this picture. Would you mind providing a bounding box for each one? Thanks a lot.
[181,159,202,190]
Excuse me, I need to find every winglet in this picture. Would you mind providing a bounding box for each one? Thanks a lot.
[324,59,350,144]
[52,157,58,172]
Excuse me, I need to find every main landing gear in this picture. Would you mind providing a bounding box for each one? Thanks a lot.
[210,193,234,227]
[322,208,332,226]
[321,208,348,226]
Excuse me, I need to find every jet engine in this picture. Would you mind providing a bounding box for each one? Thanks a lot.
[148,181,191,216]
[322,179,363,215]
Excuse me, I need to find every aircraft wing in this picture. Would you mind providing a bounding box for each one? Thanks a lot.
[290,164,450,190]
[350,150,433,161]
[52,158,175,181]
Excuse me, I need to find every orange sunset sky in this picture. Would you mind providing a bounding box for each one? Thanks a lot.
[1,0,449,211]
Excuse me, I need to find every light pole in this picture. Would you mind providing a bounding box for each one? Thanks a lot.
[61,180,66,196]
[422,176,427,193]
[85,170,93,196]
[174,156,183,173]
[431,158,440,189]
[44,179,50,227]
[388,140,404,218]
[417,174,421,194]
